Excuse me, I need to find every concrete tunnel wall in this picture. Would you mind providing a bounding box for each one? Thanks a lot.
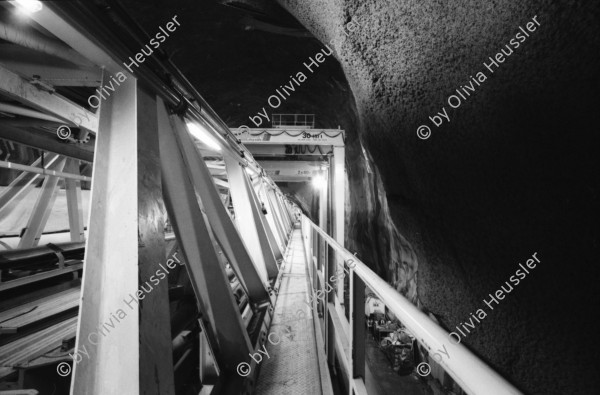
[124,0,599,393]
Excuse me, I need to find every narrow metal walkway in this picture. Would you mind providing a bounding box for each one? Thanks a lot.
[256,229,327,394]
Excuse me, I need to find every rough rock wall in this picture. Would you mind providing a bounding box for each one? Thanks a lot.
[277,0,600,394]
[345,139,419,302]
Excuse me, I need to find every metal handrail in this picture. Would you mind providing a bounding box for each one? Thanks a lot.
[302,215,522,395]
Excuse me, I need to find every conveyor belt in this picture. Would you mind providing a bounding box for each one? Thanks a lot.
[255,229,328,395]
[0,288,80,333]
[0,316,77,379]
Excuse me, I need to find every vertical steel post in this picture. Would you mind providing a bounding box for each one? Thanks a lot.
[326,157,337,367]
[333,146,346,303]
[351,271,366,384]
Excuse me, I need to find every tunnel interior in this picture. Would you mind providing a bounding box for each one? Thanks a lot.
[0,0,598,394]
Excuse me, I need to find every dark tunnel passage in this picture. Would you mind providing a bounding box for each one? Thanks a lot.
[0,0,598,394]
[122,1,599,393]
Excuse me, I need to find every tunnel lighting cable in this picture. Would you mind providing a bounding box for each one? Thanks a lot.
[12,0,43,13]
[186,122,222,152]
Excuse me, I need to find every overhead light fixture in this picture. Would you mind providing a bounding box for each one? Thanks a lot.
[186,122,222,152]
[13,0,43,13]
[311,175,326,190]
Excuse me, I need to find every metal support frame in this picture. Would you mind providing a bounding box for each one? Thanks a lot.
[17,157,66,248]
[244,170,283,263]
[159,103,252,375]
[0,125,94,163]
[266,187,288,245]
[0,160,91,182]
[256,182,285,252]
[1,3,305,394]
[0,153,59,218]
[165,107,271,306]
[248,177,284,261]
[274,192,292,232]
[0,64,98,132]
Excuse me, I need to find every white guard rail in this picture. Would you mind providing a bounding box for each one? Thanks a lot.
[301,215,522,395]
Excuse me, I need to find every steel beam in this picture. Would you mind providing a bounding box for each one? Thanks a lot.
[0,64,98,132]
[165,109,271,306]
[255,180,285,256]
[0,160,91,182]
[17,158,66,248]
[264,185,288,247]
[260,160,326,183]
[158,102,252,373]
[0,124,94,163]
[225,157,279,280]
[275,192,292,233]
[0,44,101,87]
[250,180,283,260]
[0,153,59,217]
[244,144,328,157]
[244,171,283,262]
